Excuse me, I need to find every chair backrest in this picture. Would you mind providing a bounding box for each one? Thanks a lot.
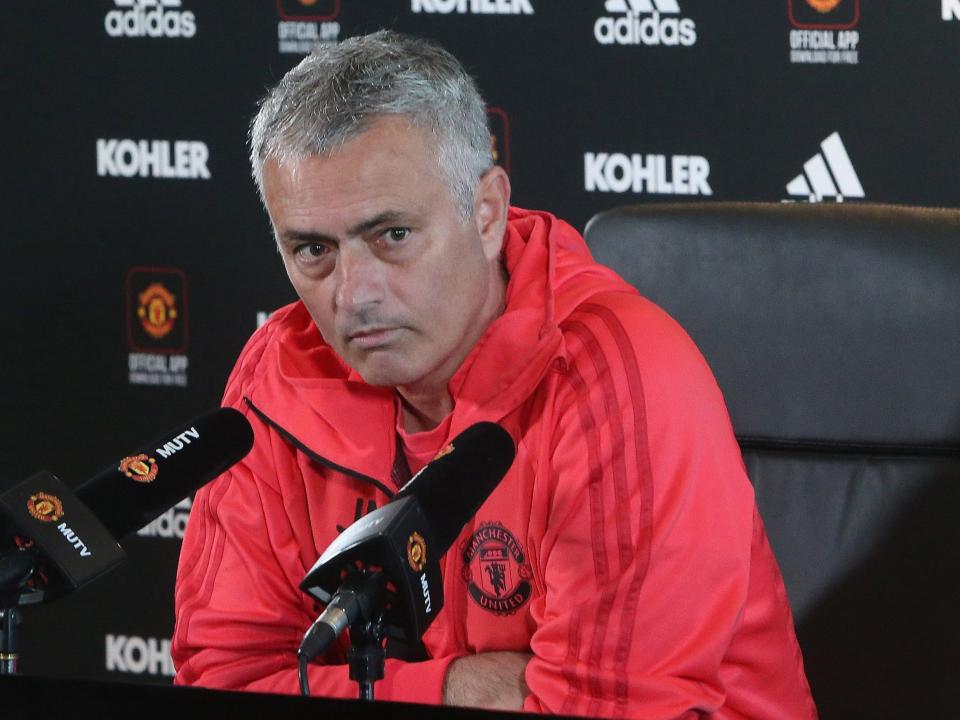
[584,202,960,719]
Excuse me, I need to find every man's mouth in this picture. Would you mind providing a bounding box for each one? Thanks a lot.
[347,326,399,348]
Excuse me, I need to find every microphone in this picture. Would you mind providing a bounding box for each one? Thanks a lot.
[74,407,253,539]
[298,422,516,666]
[0,407,254,604]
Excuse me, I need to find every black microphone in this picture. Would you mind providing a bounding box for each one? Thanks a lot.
[74,407,253,539]
[298,422,516,665]
[0,407,253,604]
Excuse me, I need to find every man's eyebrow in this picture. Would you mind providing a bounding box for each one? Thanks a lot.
[347,210,413,237]
[277,211,414,248]
[276,228,335,248]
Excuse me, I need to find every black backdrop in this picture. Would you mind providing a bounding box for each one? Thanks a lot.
[1,0,958,694]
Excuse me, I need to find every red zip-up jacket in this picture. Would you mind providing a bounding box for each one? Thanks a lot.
[172,207,816,719]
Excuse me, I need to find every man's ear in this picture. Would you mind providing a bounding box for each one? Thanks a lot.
[473,165,511,261]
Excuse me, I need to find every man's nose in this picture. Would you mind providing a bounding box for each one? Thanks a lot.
[334,244,384,314]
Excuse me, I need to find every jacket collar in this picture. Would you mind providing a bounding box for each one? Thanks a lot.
[246,207,628,481]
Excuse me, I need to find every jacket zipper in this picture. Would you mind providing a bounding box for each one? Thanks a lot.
[246,398,439,661]
[244,397,397,500]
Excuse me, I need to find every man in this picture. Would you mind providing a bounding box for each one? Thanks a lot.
[172,31,816,718]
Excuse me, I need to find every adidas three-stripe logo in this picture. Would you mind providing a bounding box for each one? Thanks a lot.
[786,132,864,202]
[605,0,680,12]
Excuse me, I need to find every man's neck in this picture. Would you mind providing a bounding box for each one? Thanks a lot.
[397,388,452,434]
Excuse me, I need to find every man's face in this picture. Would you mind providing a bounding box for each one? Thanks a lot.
[262,116,505,395]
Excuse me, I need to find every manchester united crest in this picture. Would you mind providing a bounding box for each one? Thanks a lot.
[126,267,189,356]
[461,521,532,616]
[407,531,427,573]
[137,282,178,339]
[805,0,843,11]
[119,454,158,483]
[27,492,64,523]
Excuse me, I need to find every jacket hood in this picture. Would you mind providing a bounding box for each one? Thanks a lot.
[242,207,634,481]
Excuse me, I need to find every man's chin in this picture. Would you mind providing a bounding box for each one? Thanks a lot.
[351,361,416,389]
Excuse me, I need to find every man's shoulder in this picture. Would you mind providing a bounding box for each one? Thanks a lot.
[221,300,308,407]
[557,288,722,411]
[560,289,695,363]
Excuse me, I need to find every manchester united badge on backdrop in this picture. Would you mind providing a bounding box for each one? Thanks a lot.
[126,267,190,387]
[276,0,341,54]
[788,0,860,64]
[789,0,858,29]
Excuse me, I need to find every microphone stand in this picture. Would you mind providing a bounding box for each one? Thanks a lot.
[347,610,386,701]
[342,570,387,701]
[0,550,39,676]
[0,607,19,675]
[299,569,389,700]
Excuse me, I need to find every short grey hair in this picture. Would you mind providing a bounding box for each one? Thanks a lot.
[249,31,494,217]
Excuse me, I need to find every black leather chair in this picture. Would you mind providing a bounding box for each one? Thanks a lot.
[584,202,960,719]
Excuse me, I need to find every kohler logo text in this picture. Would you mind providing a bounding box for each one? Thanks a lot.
[106,634,175,676]
[97,139,210,179]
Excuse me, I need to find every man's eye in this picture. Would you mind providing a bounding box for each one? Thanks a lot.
[295,243,329,262]
[385,227,409,243]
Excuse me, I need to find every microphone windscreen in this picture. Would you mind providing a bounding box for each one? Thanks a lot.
[395,422,516,553]
[76,407,253,539]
